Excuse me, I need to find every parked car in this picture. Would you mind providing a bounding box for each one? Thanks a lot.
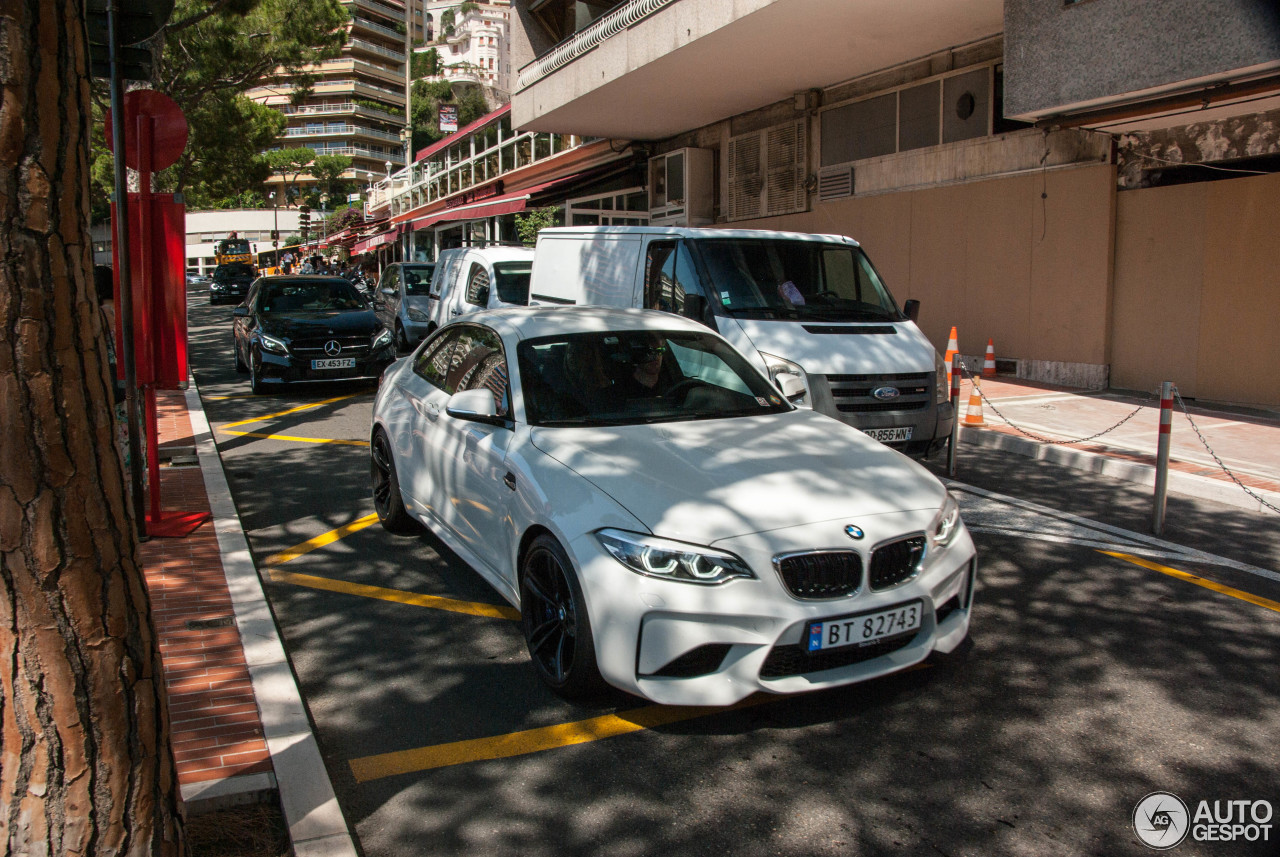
[370,306,976,705]
[529,226,954,458]
[186,270,211,286]
[233,275,395,394]
[426,245,534,329]
[209,262,255,305]
[372,261,437,352]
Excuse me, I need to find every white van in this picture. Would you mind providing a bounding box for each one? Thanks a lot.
[426,245,535,330]
[528,226,954,457]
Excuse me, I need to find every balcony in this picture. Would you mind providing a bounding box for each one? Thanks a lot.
[283,124,404,143]
[512,0,1003,139]
[348,37,406,63]
[350,15,404,43]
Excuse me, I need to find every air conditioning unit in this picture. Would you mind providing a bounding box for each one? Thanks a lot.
[648,148,713,226]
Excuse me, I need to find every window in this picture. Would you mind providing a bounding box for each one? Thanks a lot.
[413,329,461,389]
[726,120,807,221]
[643,241,703,315]
[464,263,490,306]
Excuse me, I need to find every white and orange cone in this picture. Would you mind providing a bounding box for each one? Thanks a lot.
[943,326,959,387]
[982,338,997,378]
[963,377,986,426]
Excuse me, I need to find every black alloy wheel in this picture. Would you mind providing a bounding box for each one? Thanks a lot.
[234,339,248,373]
[370,431,418,534]
[520,535,603,698]
[249,347,266,395]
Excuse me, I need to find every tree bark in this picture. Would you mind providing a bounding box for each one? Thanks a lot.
[0,1,187,854]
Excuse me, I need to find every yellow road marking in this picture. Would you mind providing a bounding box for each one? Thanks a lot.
[220,393,362,430]
[262,513,382,566]
[268,569,521,621]
[1100,551,1280,614]
[222,429,368,446]
[347,663,932,782]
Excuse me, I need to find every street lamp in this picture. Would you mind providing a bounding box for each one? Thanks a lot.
[268,191,280,271]
[319,193,329,250]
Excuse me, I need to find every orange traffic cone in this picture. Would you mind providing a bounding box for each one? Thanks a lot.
[964,377,986,426]
[943,326,959,387]
[982,338,997,377]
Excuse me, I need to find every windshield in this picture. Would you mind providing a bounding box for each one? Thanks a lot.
[692,239,903,323]
[217,239,251,256]
[493,261,532,305]
[401,265,434,296]
[258,279,366,313]
[518,329,789,427]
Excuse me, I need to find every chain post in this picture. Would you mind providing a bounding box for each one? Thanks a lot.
[948,352,961,477]
[1152,381,1174,535]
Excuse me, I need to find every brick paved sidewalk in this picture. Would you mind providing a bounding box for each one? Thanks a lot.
[139,389,274,805]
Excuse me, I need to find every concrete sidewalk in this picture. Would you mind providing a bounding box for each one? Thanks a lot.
[951,372,1280,514]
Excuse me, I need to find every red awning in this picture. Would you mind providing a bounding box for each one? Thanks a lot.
[406,175,575,232]
[350,230,397,255]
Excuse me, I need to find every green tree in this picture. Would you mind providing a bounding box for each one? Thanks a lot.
[409,80,490,152]
[310,153,353,201]
[515,206,562,246]
[263,147,317,206]
[411,48,441,79]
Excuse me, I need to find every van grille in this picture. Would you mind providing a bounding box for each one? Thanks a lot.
[775,551,862,599]
[822,372,931,414]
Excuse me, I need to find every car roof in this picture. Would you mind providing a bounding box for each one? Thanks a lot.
[537,225,860,246]
[439,245,535,263]
[461,306,709,341]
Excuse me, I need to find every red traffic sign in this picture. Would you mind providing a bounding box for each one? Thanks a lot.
[105,89,188,172]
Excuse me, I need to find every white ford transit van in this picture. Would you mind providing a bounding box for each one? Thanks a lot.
[528,226,954,457]
[426,245,535,330]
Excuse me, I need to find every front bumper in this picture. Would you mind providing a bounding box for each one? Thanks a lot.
[257,345,396,384]
[568,510,976,706]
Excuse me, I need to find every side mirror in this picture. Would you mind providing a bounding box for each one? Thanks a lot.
[902,299,920,323]
[232,306,249,318]
[682,294,707,323]
[774,372,807,403]
[446,388,505,424]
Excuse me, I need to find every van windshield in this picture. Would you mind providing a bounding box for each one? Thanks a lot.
[691,239,903,323]
[493,261,532,305]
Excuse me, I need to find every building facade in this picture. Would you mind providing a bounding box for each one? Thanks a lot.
[247,0,418,197]
[415,0,516,99]
[509,0,1280,407]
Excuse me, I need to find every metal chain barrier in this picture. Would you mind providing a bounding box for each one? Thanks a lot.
[1173,387,1280,515]
[956,358,1145,445]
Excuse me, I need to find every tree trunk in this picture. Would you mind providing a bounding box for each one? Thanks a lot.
[0,1,187,855]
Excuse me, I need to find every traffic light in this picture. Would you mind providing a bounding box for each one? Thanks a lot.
[299,204,311,240]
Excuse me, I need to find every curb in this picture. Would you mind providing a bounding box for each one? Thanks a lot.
[959,426,1280,513]
[184,381,359,857]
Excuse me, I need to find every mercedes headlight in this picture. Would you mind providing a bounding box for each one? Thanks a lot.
[259,332,288,355]
[372,328,393,350]
[406,307,430,322]
[760,352,809,406]
[596,529,756,585]
[931,492,962,548]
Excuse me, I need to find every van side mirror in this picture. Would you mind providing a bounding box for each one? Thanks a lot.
[902,299,920,322]
[682,294,707,323]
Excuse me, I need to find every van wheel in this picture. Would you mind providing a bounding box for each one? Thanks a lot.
[520,535,604,699]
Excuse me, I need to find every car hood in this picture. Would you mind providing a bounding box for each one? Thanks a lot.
[261,310,380,338]
[528,409,945,544]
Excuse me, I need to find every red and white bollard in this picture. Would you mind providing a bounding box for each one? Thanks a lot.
[1153,381,1174,535]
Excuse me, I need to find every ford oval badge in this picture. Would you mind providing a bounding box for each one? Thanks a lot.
[845,525,864,540]
[872,386,900,400]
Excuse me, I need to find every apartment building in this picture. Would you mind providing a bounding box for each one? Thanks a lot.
[510,0,1280,407]
[414,0,516,98]
[248,0,420,197]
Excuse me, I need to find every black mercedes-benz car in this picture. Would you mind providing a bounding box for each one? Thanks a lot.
[210,262,255,305]
[232,276,396,394]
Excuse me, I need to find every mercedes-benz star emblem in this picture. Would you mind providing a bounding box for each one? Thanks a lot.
[845,525,864,540]
[324,340,342,356]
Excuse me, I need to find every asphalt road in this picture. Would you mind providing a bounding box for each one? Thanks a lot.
[187,286,1280,857]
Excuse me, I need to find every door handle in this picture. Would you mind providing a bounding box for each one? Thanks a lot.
[425,401,440,419]
[502,471,516,492]
[450,309,462,316]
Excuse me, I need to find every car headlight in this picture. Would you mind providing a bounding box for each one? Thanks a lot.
[596,529,756,585]
[931,492,962,548]
[372,328,393,350]
[935,351,950,403]
[259,332,288,355]
[406,307,430,322]
[760,352,809,406]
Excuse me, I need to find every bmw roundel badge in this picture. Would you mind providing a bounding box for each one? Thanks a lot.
[872,386,901,400]
[845,524,864,540]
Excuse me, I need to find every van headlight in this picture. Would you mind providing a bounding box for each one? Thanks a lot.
[930,492,962,548]
[596,529,756,585]
[760,352,809,406]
